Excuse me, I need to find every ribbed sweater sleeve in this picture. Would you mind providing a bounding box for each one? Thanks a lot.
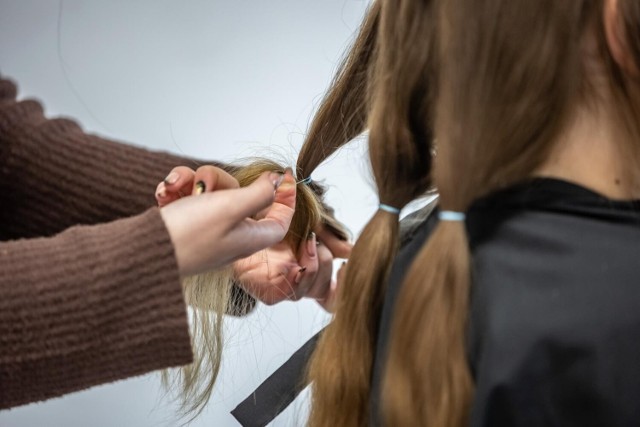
[0,74,254,322]
[0,209,193,409]
[0,77,196,409]
[0,78,209,240]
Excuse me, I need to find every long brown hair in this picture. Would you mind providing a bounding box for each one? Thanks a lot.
[382,1,640,426]
[304,0,640,426]
[306,0,436,425]
[164,159,335,422]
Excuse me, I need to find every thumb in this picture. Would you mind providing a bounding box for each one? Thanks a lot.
[229,169,295,219]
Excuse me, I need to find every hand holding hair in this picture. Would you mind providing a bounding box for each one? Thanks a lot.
[234,232,323,305]
[234,229,347,309]
[159,168,296,277]
[156,165,352,308]
[156,164,241,207]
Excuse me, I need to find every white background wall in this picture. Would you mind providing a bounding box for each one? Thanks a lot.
[0,1,377,426]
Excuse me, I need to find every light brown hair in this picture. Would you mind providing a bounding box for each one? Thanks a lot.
[163,159,342,421]
[382,1,640,426]
[306,0,640,426]
[307,0,435,425]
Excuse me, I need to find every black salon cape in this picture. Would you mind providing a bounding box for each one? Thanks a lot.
[372,178,640,426]
[233,178,640,427]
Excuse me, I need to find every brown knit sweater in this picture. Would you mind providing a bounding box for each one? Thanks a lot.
[0,77,207,409]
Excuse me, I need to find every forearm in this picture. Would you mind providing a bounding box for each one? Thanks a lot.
[0,208,192,409]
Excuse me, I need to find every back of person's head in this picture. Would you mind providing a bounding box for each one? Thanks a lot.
[307,0,640,426]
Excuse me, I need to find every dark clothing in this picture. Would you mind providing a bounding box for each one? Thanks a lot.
[234,178,640,426]
[372,178,640,426]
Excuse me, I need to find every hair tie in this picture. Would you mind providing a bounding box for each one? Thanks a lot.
[298,176,313,185]
[438,210,466,222]
[379,203,401,215]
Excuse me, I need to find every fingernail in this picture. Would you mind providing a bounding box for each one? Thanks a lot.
[295,267,307,284]
[306,232,317,258]
[164,172,179,185]
[269,172,285,190]
[195,181,206,195]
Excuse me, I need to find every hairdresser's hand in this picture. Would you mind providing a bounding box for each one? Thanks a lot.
[233,224,352,310]
[315,225,352,259]
[156,165,240,206]
[159,169,296,277]
[308,226,352,311]
[232,232,325,305]
[155,165,351,309]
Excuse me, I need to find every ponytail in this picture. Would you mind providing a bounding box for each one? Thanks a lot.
[383,221,473,426]
[382,0,610,425]
[307,0,436,425]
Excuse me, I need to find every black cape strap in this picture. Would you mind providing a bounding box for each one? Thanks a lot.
[231,330,322,427]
